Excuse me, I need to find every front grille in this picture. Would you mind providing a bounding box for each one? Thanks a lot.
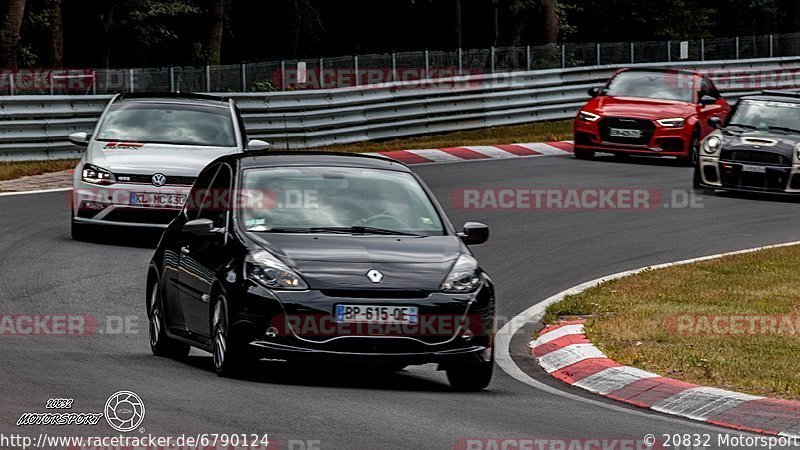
[720,166,791,191]
[598,117,655,145]
[720,150,789,166]
[115,173,196,186]
[320,290,430,299]
[103,208,181,224]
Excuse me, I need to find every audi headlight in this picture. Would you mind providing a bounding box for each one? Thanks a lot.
[703,133,723,155]
[81,163,116,185]
[441,254,481,293]
[578,111,601,122]
[246,251,308,290]
[656,118,685,128]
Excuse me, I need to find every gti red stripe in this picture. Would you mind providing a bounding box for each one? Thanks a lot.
[494,144,542,156]
[546,141,575,153]
[706,398,800,435]
[439,147,492,160]
[538,319,586,337]
[378,150,434,164]
[550,357,620,384]
[532,334,591,357]
[605,377,698,408]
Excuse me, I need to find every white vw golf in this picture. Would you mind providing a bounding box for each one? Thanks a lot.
[70,93,269,240]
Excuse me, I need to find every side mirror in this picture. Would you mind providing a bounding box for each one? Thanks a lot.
[708,116,723,129]
[69,132,90,147]
[183,218,218,239]
[587,87,600,98]
[700,95,717,106]
[247,139,271,151]
[458,222,489,246]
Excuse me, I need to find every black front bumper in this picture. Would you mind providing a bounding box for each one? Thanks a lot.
[704,160,800,195]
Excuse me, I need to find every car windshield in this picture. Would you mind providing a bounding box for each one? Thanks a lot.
[95,102,237,147]
[727,100,800,132]
[240,166,445,236]
[601,71,693,102]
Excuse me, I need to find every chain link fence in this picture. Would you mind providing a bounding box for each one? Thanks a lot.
[1,32,799,95]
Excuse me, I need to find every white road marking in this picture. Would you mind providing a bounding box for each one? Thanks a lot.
[573,366,660,395]
[653,387,763,421]
[530,323,585,346]
[538,344,605,373]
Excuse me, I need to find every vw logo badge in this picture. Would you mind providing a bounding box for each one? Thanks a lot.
[104,390,145,432]
[366,269,384,283]
[151,173,167,187]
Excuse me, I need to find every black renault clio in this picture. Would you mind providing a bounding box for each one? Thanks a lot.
[146,152,496,390]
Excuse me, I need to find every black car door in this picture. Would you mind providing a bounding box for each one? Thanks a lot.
[177,163,234,338]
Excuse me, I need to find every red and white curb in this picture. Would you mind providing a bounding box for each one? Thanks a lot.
[366,141,574,165]
[531,320,800,437]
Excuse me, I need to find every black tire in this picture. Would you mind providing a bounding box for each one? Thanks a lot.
[148,280,190,359]
[212,296,250,377]
[573,148,594,160]
[682,130,701,167]
[445,354,494,391]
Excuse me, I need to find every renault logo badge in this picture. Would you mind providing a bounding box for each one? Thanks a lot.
[151,173,167,187]
[366,269,384,283]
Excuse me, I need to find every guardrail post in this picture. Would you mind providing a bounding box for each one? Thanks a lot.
[92,70,97,95]
[490,46,495,74]
[49,73,54,95]
[391,52,398,82]
[667,40,671,62]
[596,43,601,66]
[630,42,635,64]
[354,55,360,86]
[169,66,175,92]
[561,44,566,68]
[700,39,705,61]
[240,63,247,91]
[280,60,286,91]
[735,37,740,59]
[129,69,135,92]
[205,65,211,92]
[457,48,462,75]
[424,50,430,79]
[526,45,531,71]
[318,58,324,89]
[9,74,14,95]
[769,34,774,57]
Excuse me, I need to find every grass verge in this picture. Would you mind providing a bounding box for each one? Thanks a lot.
[0,159,78,182]
[543,245,800,400]
[311,120,572,153]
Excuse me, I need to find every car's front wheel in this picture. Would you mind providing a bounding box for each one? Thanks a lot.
[148,281,190,359]
[445,353,494,391]
[212,296,251,377]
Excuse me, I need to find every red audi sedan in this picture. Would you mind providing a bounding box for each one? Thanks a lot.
[573,68,730,164]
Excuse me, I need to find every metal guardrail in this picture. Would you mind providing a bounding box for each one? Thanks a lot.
[1,56,798,160]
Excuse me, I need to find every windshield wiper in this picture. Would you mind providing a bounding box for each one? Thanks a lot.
[767,126,800,134]
[727,123,757,130]
[256,227,312,233]
[309,226,421,236]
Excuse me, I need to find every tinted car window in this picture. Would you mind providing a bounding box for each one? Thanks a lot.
[186,164,221,220]
[602,71,694,102]
[96,102,236,147]
[728,100,800,132]
[240,167,445,235]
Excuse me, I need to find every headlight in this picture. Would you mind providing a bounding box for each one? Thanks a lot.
[794,143,800,163]
[81,163,116,185]
[703,134,723,155]
[441,254,481,293]
[246,251,308,290]
[578,111,601,122]
[656,118,686,128]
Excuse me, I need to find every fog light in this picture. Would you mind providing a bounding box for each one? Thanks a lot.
[461,329,473,341]
[79,201,109,211]
[265,327,278,338]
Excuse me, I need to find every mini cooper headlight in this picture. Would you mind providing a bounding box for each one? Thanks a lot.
[795,143,800,163]
[246,251,308,290]
[441,254,481,293]
[703,134,723,155]
[81,163,116,185]
[656,118,685,128]
[578,111,601,122]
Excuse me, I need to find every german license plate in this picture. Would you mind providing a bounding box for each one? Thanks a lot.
[609,128,643,138]
[335,305,419,324]
[130,192,187,207]
[741,164,767,173]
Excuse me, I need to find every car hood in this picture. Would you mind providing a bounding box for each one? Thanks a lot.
[250,234,463,290]
[586,96,696,120]
[88,141,238,174]
[720,129,800,159]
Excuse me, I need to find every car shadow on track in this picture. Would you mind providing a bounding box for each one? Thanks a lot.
[72,226,164,249]
[179,355,455,392]
[579,154,691,168]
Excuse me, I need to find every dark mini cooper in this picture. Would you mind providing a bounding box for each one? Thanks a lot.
[695,91,800,195]
[146,152,496,390]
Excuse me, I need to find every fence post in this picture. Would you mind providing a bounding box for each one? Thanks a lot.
[169,66,175,92]
[354,55,360,86]
[561,44,566,68]
[526,45,531,71]
[240,63,247,92]
[318,58,324,89]
[457,48,462,75]
[630,42,635,64]
[700,39,705,61]
[424,50,430,79]
[92,70,97,95]
[769,34,774,57]
[9,74,14,96]
[490,46,495,74]
[596,43,601,66]
[667,40,671,62]
[129,69,135,93]
[735,37,740,59]
[50,73,54,95]
[280,60,286,91]
[205,65,211,92]
[391,52,398,82]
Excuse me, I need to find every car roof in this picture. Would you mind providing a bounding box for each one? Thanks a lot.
[741,90,800,103]
[113,93,231,109]
[220,151,413,172]
[617,67,698,77]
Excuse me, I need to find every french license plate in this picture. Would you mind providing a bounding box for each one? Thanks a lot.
[741,164,767,174]
[335,305,419,324]
[130,192,187,207]
[609,128,643,138]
